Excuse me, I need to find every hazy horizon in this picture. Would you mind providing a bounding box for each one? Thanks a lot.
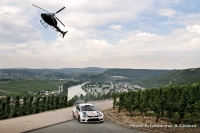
[0,66,196,70]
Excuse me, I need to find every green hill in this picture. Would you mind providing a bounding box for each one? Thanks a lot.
[92,68,171,82]
[135,67,200,88]
[0,67,107,79]
[53,67,107,74]
[0,68,68,79]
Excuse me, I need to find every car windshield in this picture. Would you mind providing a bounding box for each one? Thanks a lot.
[81,105,97,111]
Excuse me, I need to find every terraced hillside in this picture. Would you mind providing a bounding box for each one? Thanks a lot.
[91,69,171,82]
[135,67,200,88]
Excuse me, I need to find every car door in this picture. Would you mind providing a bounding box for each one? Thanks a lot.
[75,105,80,118]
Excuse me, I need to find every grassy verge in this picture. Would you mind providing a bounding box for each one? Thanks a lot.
[0,79,70,95]
[105,108,200,133]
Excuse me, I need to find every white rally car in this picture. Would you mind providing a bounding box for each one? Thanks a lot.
[72,102,104,123]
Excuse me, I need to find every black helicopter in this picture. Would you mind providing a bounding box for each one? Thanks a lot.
[32,4,68,38]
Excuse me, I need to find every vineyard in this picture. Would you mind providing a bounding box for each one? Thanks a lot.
[1,82,200,125]
[0,94,70,119]
[0,80,84,120]
[113,84,200,124]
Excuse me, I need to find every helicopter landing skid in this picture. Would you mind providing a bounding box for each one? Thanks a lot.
[40,20,48,28]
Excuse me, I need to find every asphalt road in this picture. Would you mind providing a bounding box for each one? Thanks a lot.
[0,100,148,133]
[26,116,147,133]
[25,100,148,133]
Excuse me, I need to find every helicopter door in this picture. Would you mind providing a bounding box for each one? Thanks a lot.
[40,20,48,28]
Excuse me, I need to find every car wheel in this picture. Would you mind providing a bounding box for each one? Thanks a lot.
[78,116,81,122]
[72,111,75,118]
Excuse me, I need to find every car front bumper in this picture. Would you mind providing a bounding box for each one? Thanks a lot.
[80,116,104,123]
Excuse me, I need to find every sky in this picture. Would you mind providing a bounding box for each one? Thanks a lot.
[0,0,200,69]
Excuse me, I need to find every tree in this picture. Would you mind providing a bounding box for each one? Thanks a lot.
[177,87,189,123]
[118,92,125,113]
[41,96,47,112]
[5,96,11,118]
[150,89,161,122]
[34,96,41,113]
[46,96,51,110]
[84,94,89,103]
[51,95,55,110]
[113,92,117,110]
[80,94,84,100]
[130,91,137,117]
[123,91,135,117]
[106,91,112,99]
[166,86,178,118]
[0,102,6,119]
[187,103,196,123]
[64,95,68,107]
[21,96,27,116]
[140,89,150,116]
[136,90,143,115]
[160,88,167,117]
[28,95,34,114]
[12,95,20,117]
[60,95,65,108]
[55,95,60,109]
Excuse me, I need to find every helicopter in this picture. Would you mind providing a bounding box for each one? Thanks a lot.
[32,4,68,38]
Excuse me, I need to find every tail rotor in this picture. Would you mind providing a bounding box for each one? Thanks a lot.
[62,31,68,38]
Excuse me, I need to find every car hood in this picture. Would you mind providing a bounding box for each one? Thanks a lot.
[82,111,100,116]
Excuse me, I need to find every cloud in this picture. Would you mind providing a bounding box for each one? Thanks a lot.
[0,0,200,69]
[158,8,177,18]
[0,3,42,44]
[2,26,200,69]
[157,0,181,7]
[62,0,155,28]
[160,12,200,26]
[186,25,200,33]
[109,24,122,30]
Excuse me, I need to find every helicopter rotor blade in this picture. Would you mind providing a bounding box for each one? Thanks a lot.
[55,7,65,14]
[32,4,51,13]
[54,15,65,27]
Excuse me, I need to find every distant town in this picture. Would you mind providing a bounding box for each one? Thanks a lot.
[26,81,145,97]
[27,85,64,95]
[83,81,145,97]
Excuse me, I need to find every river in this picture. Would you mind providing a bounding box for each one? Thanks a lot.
[67,82,87,100]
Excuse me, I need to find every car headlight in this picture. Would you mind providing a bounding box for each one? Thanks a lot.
[97,112,103,117]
